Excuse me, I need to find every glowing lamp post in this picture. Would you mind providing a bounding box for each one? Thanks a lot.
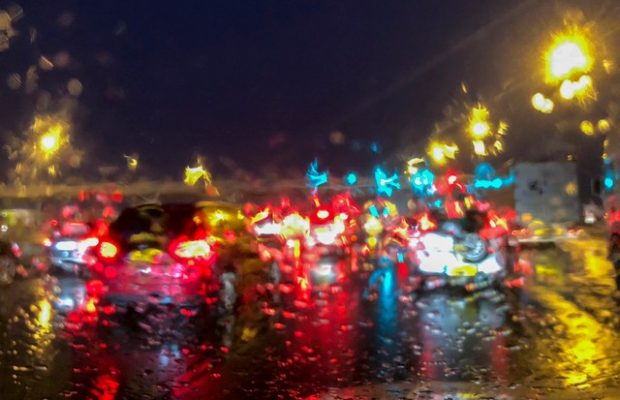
[544,31,595,102]
[38,127,65,160]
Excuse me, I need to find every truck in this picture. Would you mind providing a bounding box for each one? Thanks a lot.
[513,162,581,243]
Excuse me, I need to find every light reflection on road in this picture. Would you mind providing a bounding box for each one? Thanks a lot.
[521,236,620,391]
[4,237,620,398]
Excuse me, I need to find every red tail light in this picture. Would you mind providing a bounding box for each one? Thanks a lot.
[96,239,120,262]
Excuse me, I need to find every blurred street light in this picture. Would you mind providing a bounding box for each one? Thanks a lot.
[465,104,507,157]
[184,157,218,196]
[579,120,595,136]
[543,29,597,104]
[184,165,210,186]
[33,116,68,160]
[531,92,554,113]
[558,74,594,101]
[428,141,458,166]
[545,32,593,83]
[468,105,491,140]
[597,119,611,133]
[473,140,487,156]
[4,113,82,182]
[40,132,59,154]
[124,154,139,171]
[405,157,425,175]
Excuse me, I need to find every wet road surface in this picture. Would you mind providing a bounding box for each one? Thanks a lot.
[2,233,620,399]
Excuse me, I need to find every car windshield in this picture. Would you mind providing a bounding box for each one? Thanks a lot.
[3,1,620,399]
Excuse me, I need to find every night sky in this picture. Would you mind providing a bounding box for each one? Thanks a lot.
[0,0,613,180]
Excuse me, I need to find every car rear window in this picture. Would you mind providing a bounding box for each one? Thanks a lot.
[60,222,90,237]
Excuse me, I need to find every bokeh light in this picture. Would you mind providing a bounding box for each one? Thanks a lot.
[531,92,554,114]
[468,105,491,140]
[427,141,458,166]
[579,120,594,136]
[545,32,593,83]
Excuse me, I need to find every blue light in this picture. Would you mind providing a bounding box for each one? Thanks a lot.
[473,168,514,190]
[382,266,393,292]
[410,168,435,197]
[369,204,380,218]
[474,162,496,180]
[370,142,380,153]
[344,172,358,186]
[374,166,401,197]
[605,177,614,190]
[306,159,329,189]
[504,170,516,185]
[604,160,615,191]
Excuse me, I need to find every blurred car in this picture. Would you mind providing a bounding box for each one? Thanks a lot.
[584,202,604,224]
[0,240,24,285]
[47,221,99,275]
[305,254,346,290]
[88,203,217,307]
[193,200,253,261]
[194,200,246,235]
[607,207,620,288]
[306,205,347,253]
[410,209,518,290]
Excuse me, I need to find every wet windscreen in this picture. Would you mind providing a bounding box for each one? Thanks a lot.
[1,1,620,399]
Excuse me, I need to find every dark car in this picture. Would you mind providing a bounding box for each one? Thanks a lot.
[88,203,217,307]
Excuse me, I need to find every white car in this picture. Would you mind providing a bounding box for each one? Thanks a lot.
[47,222,98,275]
[410,212,516,290]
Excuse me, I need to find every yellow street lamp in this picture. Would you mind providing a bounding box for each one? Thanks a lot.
[558,74,593,101]
[597,119,611,133]
[579,120,595,136]
[531,92,554,113]
[124,154,139,171]
[38,127,64,159]
[427,141,458,166]
[472,140,487,156]
[468,105,491,140]
[545,32,593,83]
[184,165,209,186]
